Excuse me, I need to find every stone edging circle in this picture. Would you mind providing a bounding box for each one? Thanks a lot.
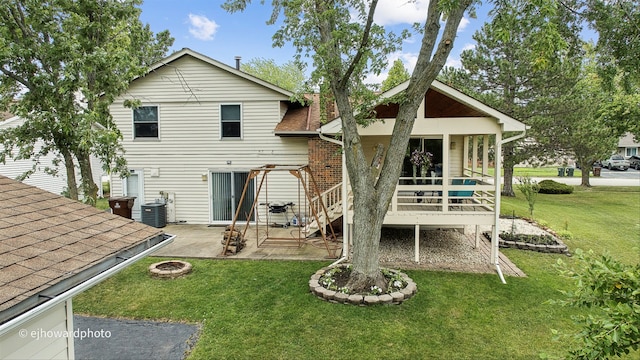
[149,260,193,279]
[309,264,417,305]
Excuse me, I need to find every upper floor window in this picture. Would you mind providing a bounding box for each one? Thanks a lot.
[220,104,242,139]
[133,106,159,138]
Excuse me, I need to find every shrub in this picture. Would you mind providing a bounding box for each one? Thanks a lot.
[538,180,574,194]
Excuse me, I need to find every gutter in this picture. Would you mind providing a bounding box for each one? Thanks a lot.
[493,128,527,284]
[0,234,176,336]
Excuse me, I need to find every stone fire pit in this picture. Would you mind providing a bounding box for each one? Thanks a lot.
[149,260,192,279]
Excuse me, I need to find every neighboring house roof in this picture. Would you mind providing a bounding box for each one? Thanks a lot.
[321,79,527,134]
[137,48,294,98]
[618,132,639,148]
[0,175,172,325]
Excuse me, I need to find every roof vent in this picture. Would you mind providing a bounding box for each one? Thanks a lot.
[235,56,241,70]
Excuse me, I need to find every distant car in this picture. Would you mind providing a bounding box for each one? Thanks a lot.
[602,155,630,171]
[629,155,640,170]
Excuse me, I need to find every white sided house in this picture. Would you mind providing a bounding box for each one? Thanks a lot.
[320,79,527,278]
[109,49,340,224]
[0,115,104,197]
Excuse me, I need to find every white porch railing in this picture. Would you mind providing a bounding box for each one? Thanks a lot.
[304,182,343,233]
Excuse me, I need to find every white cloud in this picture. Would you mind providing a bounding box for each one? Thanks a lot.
[188,14,219,41]
[373,1,470,33]
[374,0,430,26]
[365,51,418,85]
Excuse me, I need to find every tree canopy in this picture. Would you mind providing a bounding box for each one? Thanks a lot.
[240,57,305,92]
[380,59,410,92]
[0,0,173,203]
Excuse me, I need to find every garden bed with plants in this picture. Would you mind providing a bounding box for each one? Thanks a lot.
[483,217,570,255]
[309,264,417,305]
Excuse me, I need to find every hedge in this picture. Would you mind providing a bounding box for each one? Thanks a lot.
[538,179,574,194]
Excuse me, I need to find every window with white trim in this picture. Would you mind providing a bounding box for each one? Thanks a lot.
[220,104,242,138]
[626,147,637,157]
[133,106,159,138]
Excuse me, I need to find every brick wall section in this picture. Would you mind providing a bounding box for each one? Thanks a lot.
[308,137,342,194]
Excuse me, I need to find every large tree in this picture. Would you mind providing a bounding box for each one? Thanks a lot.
[0,0,173,203]
[380,59,410,92]
[457,0,582,196]
[535,50,626,186]
[224,0,562,292]
[240,57,305,92]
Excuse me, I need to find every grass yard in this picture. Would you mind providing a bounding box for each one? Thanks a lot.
[74,186,640,360]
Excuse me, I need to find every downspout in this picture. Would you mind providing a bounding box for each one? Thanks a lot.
[318,131,348,265]
[494,128,527,284]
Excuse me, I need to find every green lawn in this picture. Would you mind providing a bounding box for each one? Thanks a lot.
[74,186,640,360]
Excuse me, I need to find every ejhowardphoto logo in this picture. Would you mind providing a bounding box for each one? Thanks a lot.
[19,327,111,341]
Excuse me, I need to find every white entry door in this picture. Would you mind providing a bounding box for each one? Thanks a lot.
[124,170,144,221]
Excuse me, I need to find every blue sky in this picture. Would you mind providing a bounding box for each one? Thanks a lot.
[139,1,492,84]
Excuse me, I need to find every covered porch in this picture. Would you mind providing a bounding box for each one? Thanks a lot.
[320,80,527,282]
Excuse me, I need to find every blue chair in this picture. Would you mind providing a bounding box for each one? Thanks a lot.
[449,179,463,203]
[458,179,476,203]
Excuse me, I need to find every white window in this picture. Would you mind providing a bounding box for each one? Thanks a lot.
[133,106,159,138]
[220,104,242,139]
[626,147,638,157]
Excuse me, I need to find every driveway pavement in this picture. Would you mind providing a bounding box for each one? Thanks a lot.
[74,315,199,360]
[532,167,640,186]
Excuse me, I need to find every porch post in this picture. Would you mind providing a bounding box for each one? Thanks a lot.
[463,136,470,176]
[491,132,502,264]
[415,224,420,263]
[472,135,478,176]
[442,133,450,210]
[483,136,489,177]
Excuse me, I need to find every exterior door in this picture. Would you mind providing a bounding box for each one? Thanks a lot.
[124,170,144,221]
[210,171,255,223]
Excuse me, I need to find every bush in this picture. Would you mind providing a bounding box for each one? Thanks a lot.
[538,180,574,194]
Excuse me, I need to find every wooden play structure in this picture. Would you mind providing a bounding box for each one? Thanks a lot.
[221,164,340,258]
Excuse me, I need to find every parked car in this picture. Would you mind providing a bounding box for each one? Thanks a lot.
[602,155,630,171]
[628,155,640,170]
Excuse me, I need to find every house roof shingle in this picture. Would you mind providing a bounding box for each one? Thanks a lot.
[0,175,165,324]
[275,94,325,136]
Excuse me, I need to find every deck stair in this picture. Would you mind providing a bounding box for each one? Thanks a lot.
[304,182,344,236]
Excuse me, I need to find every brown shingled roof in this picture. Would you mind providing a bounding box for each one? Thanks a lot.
[0,175,166,324]
[275,94,324,135]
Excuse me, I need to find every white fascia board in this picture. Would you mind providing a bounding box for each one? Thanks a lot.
[0,234,175,336]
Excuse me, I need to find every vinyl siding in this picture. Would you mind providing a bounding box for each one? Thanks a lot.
[110,54,308,224]
[0,118,104,197]
[0,302,71,360]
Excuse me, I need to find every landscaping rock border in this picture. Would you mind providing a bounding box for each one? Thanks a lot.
[309,264,417,305]
[483,232,570,255]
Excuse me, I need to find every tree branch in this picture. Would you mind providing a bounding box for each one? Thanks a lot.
[341,0,379,87]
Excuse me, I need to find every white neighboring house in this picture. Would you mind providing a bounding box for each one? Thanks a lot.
[108,48,335,224]
[618,132,639,158]
[0,115,104,197]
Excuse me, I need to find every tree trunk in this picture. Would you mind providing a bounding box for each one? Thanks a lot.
[76,150,98,205]
[502,164,516,197]
[345,190,388,292]
[502,143,516,197]
[61,149,79,200]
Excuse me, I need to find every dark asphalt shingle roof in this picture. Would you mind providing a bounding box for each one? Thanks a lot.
[0,175,163,322]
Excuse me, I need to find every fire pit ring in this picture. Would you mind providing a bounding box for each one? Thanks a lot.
[149,260,192,279]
